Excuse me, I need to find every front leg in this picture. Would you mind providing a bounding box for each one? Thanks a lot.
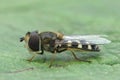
[27,49,44,62]
[27,50,37,62]
[27,54,37,62]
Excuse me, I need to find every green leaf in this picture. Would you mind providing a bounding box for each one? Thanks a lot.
[0,0,120,80]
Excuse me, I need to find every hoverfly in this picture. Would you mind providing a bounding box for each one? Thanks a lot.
[20,31,111,67]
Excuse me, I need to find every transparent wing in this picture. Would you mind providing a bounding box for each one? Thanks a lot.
[63,35,111,45]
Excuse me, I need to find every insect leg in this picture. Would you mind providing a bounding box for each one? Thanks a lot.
[42,54,46,63]
[70,50,91,63]
[57,48,67,53]
[27,54,37,62]
[49,51,56,68]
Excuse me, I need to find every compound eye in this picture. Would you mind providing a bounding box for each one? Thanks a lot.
[28,32,39,51]
[20,37,24,42]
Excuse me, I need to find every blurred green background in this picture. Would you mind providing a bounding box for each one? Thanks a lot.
[0,0,120,80]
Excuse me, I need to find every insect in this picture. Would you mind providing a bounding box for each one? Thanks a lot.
[20,31,111,67]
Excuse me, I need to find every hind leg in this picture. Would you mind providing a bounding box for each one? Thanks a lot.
[70,50,91,63]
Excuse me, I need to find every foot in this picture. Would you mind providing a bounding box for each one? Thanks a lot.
[26,59,33,62]
[75,58,91,63]
[48,64,64,68]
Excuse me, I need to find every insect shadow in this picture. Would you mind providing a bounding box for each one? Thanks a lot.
[31,51,101,66]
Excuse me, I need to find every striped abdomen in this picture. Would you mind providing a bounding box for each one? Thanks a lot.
[58,40,100,52]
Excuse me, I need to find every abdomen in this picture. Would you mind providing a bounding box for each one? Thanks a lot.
[56,40,100,52]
